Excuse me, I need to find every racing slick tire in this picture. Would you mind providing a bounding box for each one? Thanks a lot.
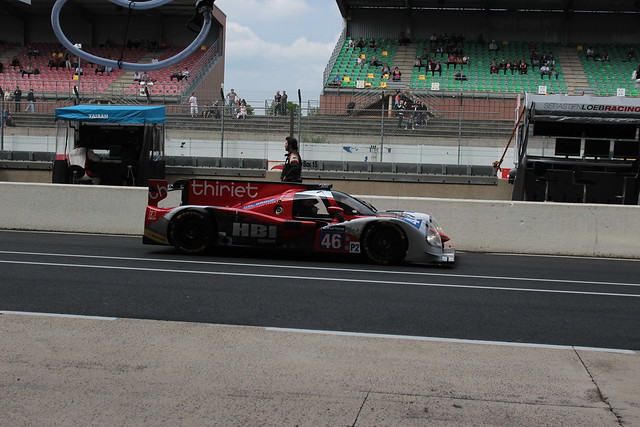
[169,210,216,254]
[362,222,408,265]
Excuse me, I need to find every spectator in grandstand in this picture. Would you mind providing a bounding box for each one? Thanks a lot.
[95,64,106,75]
[10,56,21,70]
[454,70,467,81]
[396,100,406,128]
[381,63,391,76]
[392,67,402,81]
[368,38,377,49]
[599,51,610,63]
[355,37,365,48]
[170,67,182,81]
[64,52,72,69]
[27,46,39,57]
[3,109,16,128]
[133,71,142,82]
[432,60,442,76]
[273,90,282,115]
[488,40,498,52]
[549,67,559,79]
[413,57,423,71]
[625,48,636,62]
[0,61,3,74]
[356,55,364,67]
[180,67,190,80]
[504,59,514,75]
[490,59,499,74]
[13,86,22,112]
[330,74,342,86]
[24,89,35,113]
[518,59,528,74]
[446,54,457,69]
[347,39,355,48]
[188,92,198,118]
[281,91,288,115]
[539,64,550,78]
[48,56,62,70]
[236,103,247,119]
[370,55,382,67]
[203,99,220,119]
[585,47,594,61]
[226,89,240,114]
[547,53,556,66]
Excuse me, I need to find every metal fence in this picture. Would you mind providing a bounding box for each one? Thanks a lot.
[1,95,520,169]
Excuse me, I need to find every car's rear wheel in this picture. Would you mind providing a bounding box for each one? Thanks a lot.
[170,210,216,254]
[362,222,408,265]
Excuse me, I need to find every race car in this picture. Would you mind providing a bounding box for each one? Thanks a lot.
[143,178,455,265]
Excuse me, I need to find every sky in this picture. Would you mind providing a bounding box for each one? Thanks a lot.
[214,0,343,104]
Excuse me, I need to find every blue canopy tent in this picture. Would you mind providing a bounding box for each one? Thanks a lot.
[55,105,166,124]
[53,105,166,186]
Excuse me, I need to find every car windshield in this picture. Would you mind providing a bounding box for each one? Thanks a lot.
[331,191,377,216]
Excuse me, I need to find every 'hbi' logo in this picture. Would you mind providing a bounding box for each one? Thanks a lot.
[232,223,277,238]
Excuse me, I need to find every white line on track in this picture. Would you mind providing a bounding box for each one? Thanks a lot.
[266,327,637,355]
[1,258,639,298]
[0,310,117,320]
[1,250,639,289]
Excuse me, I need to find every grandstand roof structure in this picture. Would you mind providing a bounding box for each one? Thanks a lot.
[336,0,640,14]
[1,0,198,19]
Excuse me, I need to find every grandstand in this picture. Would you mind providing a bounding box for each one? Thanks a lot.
[0,1,226,104]
[322,1,640,112]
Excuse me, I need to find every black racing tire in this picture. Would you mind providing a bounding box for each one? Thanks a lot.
[362,222,408,265]
[169,210,216,255]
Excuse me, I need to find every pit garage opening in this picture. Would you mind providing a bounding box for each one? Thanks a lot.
[52,105,166,186]
[512,94,640,204]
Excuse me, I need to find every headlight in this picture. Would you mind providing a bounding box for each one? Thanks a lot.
[426,226,442,247]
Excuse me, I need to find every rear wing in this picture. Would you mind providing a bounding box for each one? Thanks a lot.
[148,178,331,207]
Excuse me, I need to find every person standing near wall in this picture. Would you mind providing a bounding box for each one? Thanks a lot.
[13,86,22,113]
[24,88,35,113]
[188,92,198,118]
[281,136,302,182]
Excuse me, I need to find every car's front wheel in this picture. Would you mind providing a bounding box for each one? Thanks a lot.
[169,210,216,254]
[362,222,408,265]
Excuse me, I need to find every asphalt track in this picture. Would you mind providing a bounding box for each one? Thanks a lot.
[2,230,640,425]
[1,230,639,351]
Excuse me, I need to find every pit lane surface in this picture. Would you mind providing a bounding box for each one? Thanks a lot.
[1,230,639,351]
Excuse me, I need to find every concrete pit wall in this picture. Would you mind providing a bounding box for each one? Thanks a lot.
[1,182,639,259]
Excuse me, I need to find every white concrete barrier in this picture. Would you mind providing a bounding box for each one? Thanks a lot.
[1,183,638,258]
[0,182,147,235]
[361,196,640,259]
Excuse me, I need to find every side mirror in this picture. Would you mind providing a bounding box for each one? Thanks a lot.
[327,206,345,221]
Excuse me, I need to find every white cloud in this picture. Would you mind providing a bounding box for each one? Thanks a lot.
[214,0,342,101]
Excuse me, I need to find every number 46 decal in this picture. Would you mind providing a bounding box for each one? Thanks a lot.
[320,232,343,250]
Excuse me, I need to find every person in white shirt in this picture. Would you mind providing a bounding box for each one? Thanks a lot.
[188,92,198,117]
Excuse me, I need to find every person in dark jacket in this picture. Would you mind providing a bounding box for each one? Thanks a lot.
[281,136,302,182]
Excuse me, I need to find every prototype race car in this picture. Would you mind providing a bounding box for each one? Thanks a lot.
[143,179,455,265]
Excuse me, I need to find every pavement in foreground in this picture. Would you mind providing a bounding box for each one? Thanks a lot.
[1,313,638,426]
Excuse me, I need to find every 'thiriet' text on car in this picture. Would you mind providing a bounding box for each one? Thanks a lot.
[143,178,455,265]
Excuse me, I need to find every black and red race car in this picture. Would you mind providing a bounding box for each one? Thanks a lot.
[143,178,455,265]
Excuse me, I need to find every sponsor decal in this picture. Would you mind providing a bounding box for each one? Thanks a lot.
[542,103,640,113]
[191,180,259,199]
[241,198,277,210]
[232,223,277,239]
[402,217,423,229]
[88,114,109,119]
